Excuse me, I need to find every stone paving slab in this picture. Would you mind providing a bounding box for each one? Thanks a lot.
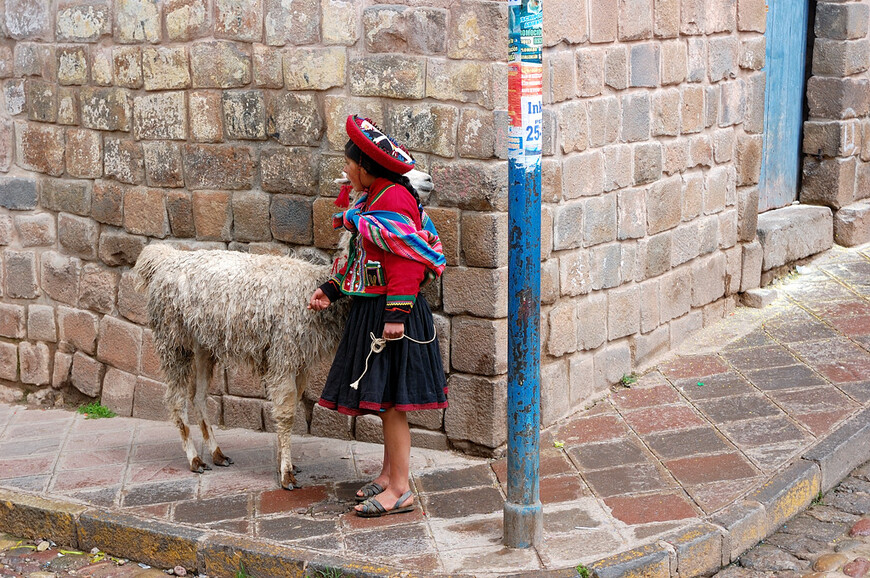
[2,245,870,576]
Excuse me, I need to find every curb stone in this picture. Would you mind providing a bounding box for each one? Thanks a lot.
[588,543,671,578]
[0,489,86,547]
[711,500,767,565]
[661,522,723,577]
[803,407,870,492]
[747,459,821,534]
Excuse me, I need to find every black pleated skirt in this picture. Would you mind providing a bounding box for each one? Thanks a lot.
[318,294,448,416]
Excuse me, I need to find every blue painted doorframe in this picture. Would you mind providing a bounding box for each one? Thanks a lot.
[760,0,811,212]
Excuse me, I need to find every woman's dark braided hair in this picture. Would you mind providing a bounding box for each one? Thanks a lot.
[345,139,423,212]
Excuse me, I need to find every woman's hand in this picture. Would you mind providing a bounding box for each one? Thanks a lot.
[383,322,405,339]
[308,288,331,311]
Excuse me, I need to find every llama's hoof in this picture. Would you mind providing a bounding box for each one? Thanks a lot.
[281,471,298,490]
[191,457,212,474]
[212,449,233,467]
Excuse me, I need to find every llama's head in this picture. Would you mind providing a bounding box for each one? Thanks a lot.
[405,168,434,195]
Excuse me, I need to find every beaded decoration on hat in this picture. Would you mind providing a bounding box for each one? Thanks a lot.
[346,115,416,175]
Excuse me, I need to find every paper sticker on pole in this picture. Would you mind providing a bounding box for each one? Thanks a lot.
[507,0,543,169]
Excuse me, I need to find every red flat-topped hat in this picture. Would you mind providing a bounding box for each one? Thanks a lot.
[346,115,415,175]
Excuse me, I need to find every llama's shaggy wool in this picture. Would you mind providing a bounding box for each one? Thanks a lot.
[135,245,349,385]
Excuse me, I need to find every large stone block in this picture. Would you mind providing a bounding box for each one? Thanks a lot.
[193,190,232,241]
[622,93,651,142]
[740,37,766,70]
[563,150,605,199]
[27,304,56,343]
[270,195,312,245]
[91,180,124,226]
[283,47,345,91]
[691,252,726,307]
[26,79,57,122]
[66,129,103,179]
[444,373,506,448]
[386,103,457,157]
[42,252,81,306]
[58,213,99,260]
[738,0,766,31]
[0,177,38,210]
[584,194,618,247]
[124,187,168,238]
[590,0,618,42]
[166,190,195,237]
[737,186,759,242]
[102,367,135,416]
[815,3,869,41]
[213,0,263,42]
[541,359,570,427]
[265,0,319,45]
[426,59,494,109]
[803,120,862,158]
[756,205,833,270]
[81,87,132,132]
[451,316,507,375]
[447,2,508,61]
[142,47,190,91]
[807,76,870,120]
[143,141,184,188]
[431,159,507,211]
[322,0,359,46]
[593,341,632,390]
[99,230,146,267]
[653,89,681,137]
[630,43,660,87]
[708,36,738,82]
[586,97,620,147]
[577,48,605,97]
[56,1,111,41]
[20,342,50,386]
[812,38,870,77]
[71,351,104,397]
[113,46,143,89]
[57,46,88,85]
[736,134,763,186]
[260,147,318,195]
[79,263,118,314]
[17,213,55,248]
[133,92,187,140]
[442,267,508,318]
[349,55,426,99]
[6,250,38,299]
[222,90,266,141]
[164,0,211,41]
[802,156,857,210]
[646,176,682,234]
[189,91,223,143]
[97,316,142,373]
[15,122,65,176]
[0,303,25,339]
[114,0,160,43]
[190,41,251,88]
[461,211,507,268]
[183,144,255,190]
[576,293,606,351]
[604,46,628,91]
[608,285,641,339]
[5,0,52,39]
[833,200,870,246]
[265,93,322,146]
[232,191,271,243]
[719,79,746,127]
[558,250,591,297]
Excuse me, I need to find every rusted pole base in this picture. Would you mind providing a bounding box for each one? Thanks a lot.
[504,501,543,548]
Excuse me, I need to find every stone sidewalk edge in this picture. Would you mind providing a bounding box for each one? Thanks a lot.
[583,406,870,578]
[0,489,448,578]
[1,407,869,577]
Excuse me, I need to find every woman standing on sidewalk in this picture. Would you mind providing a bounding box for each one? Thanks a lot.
[308,115,448,517]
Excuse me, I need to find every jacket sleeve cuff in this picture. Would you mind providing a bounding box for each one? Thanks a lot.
[384,295,416,324]
[320,279,343,303]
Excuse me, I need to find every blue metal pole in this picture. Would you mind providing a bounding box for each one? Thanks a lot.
[504,0,543,549]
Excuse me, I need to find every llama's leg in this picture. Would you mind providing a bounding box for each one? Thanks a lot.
[165,350,210,474]
[192,346,232,467]
[268,372,301,490]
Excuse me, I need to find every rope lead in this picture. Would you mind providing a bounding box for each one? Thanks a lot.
[349,326,437,390]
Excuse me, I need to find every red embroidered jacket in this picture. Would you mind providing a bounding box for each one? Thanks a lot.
[320,178,427,323]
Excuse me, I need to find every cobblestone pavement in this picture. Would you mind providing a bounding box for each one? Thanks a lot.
[716,458,870,578]
[2,244,870,576]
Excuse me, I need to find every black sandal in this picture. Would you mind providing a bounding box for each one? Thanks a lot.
[355,481,385,503]
[355,490,415,518]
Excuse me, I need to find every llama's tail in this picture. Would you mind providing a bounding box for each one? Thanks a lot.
[133,243,178,291]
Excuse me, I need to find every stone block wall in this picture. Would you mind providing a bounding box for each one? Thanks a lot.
[0,0,763,455]
[801,0,870,245]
